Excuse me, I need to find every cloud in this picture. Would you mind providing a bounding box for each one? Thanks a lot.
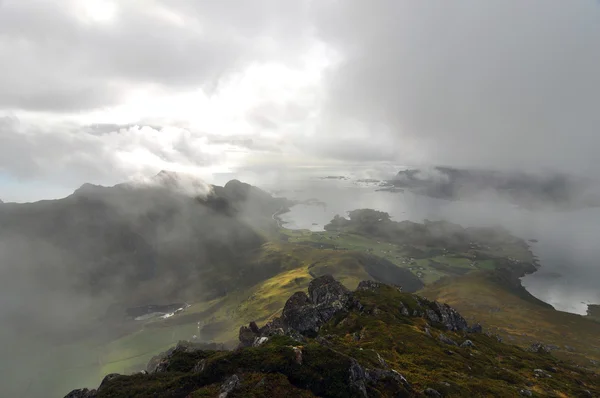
[2,0,600,199]
[0,0,314,112]
[313,0,600,173]
[0,116,252,200]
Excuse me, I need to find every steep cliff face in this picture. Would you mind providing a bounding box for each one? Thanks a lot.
[67,276,599,398]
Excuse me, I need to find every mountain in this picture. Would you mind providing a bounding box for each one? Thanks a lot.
[4,186,600,396]
[66,276,599,398]
[1,178,427,397]
[0,172,290,343]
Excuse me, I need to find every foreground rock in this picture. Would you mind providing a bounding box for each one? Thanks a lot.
[66,276,600,398]
[239,275,472,348]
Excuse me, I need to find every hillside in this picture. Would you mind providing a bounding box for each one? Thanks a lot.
[421,271,600,369]
[66,276,599,397]
[0,173,293,397]
[4,194,600,396]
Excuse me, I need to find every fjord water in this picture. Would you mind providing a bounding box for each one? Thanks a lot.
[269,178,600,315]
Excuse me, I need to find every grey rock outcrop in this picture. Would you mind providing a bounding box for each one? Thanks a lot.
[438,333,458,346]
[98,374,120,390]
[308,274,352,322]
[219,374,240,398]
[349,359,412,397]
[282,291,323,335]
[460,339,475,348]
[147,340,225,373]
[424,388,442,397]
[239,275,356,344]
[65,389,97,398]
[192,359,207,373]
[427,302,469,332]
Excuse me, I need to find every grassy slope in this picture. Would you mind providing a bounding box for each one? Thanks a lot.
[45,215,599,396]
[421,272,600,369]
[54,241,407,395]
[94,284,600,398]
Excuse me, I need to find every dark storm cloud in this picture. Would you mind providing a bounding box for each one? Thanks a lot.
[313,0,600,173]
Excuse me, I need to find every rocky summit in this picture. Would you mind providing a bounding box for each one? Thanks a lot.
[66,276,599,397]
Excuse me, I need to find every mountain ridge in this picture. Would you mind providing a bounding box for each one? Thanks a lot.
[65,275,599,398]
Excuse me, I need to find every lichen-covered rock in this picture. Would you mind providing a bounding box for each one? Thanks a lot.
[533,368,552,378]
[349,358,412,397]
[432,302,469,332]
[425,309,440,323]
[219,374,240,398]
[147,347,176,373]
[147,341,224,372]
[528,342,555,354]
[282,291,322,335]
[438,333,458,346]
[258,317,285,337]
[239,324,258,347]
[308,274,352,322]
[460,339,475,348]
[192,359,206,373]
[399,303,410,316]
[424,387,442,397]
[366,369,412,391]
[64,388,97,398]
[98,373,120,390]
[253,336,269,347]
[348,359,368,397]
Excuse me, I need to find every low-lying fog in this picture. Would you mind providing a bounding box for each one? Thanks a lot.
[263,173,600,315]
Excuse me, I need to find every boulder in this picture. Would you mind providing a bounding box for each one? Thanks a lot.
[433,302,469,332]
[438,333,458,346]
[424,388,442,397]
[460,340,475,348]
[348,359,368,397]
[253,336,269,347]
[192,359,206,373]
[348,358,412,397]
[291,346,303,364]
[366,369,412,391]
[219,374,240,398]
[64,388,97,398]
[281,291,322,335]
[239,325,258,347]
[98,374,120,391]
[308,274,351,322]
[147,341,224,372]
[533,368,552,378]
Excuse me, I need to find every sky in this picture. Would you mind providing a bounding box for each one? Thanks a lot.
[1,0,600,202]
